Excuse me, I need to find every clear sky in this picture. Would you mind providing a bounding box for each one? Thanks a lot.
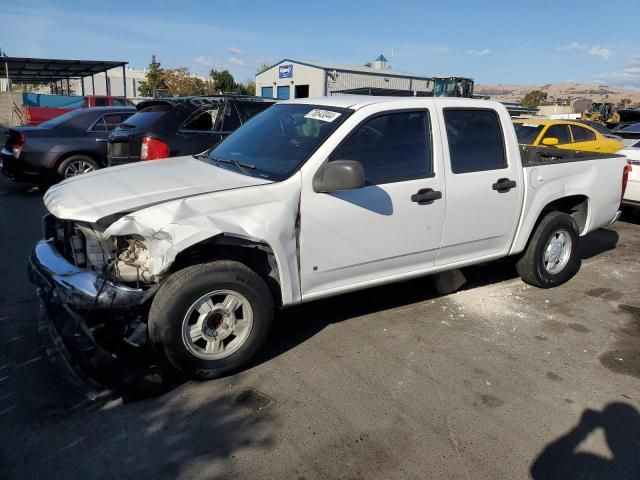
[2,0,639,89]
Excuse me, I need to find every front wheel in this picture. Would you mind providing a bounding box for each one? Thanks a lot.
[148,261,274,380]
[516,212,581,288]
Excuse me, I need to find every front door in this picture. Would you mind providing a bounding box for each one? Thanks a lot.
[435,107,523,266]
[299,109,446,298]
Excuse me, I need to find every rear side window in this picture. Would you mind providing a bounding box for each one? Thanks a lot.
[236,102,272,122]
[330,111,433,185]
[94,98,109,107]
[544,125,571,145]
[444,109,506,174]
[571,125,596,142]
[183,107,222,131]
[91,113,133,131]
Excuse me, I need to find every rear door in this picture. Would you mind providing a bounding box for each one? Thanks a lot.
[569,124,600,151]
[435,106,523,266]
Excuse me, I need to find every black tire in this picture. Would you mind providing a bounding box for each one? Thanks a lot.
[516,212,581,288]
[56,155,100,179]
[148,261,274,380]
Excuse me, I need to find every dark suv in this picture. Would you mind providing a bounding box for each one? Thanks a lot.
[107,95,275,165]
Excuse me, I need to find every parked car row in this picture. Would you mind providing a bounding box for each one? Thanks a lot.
[2,95,275,189]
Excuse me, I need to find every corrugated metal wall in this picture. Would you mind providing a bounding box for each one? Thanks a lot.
[327,71,432,95]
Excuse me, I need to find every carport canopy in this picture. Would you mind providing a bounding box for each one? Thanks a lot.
[2,56,129,96]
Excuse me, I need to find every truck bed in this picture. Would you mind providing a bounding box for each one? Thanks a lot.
[519,144,625,167]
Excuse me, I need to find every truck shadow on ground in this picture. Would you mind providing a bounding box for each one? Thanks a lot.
[118,226,620,401]
[255,227,619,370]
[530,402,640,480]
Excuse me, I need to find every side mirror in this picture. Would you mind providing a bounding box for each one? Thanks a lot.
[542,137,559,146]
[314,160,365,193]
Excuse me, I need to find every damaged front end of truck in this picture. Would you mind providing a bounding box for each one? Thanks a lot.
[28,214,169,394]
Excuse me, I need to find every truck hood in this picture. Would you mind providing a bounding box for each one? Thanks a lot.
[44,156,272,222]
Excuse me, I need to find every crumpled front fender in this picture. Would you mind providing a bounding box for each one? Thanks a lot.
[104,177,302,305]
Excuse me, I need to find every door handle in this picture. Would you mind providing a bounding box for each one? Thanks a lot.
[492,178,516,193]
[95,138,108,143]
[411,188,442,205]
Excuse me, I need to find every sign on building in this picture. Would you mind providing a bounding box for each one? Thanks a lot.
[279,65,293,78]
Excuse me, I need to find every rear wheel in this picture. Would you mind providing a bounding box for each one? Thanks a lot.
[148,261,274,380]
[516,212,581,288]
[57,155,99,179]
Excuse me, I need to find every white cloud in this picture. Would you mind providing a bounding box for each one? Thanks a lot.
[589,46,611,60]
[229,56,247,67]
[559,42,612,60]
[195,56,223,69]
[227,46,243,55]
[465,48,490,56]
[593,57,640,90]
[560,42,588,51]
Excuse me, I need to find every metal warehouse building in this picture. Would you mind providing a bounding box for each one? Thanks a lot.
[255,55,433,100]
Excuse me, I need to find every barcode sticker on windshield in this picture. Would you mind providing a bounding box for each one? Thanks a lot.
[522,123,538,128]
[305,109,341,122]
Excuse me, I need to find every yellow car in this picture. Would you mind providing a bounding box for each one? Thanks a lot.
[513,119,624,153]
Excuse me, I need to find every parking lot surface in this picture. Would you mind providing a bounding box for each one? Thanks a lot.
[0,175,639,480]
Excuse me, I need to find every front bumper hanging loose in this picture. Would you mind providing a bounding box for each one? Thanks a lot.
[28,239,148,395]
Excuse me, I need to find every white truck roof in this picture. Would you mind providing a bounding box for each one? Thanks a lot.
[282,95,506,111]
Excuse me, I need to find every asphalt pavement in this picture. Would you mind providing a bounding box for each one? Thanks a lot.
[0,175,639,480]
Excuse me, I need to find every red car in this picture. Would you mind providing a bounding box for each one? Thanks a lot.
[23,94,134,126]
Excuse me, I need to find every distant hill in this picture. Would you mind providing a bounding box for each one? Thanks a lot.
[475,82,640,106]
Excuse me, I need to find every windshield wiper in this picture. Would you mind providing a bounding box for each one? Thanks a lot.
[210,156,256,175]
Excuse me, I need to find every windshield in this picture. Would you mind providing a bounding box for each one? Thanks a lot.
[513,123,544,144]
[207,104,351,180]
[38,109,85,128]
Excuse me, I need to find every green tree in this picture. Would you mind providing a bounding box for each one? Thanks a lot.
[522,90,548,108]
[237,79,256,96]
[163,67,208,96]
[138,55,167,97]
[256,62,271,74]
[210,69,237,93]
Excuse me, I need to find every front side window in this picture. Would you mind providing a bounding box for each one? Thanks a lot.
[544,125,571,144]
[221,103,241,132]
[571,125,596,142]
[112,98,127,106]
[330,111,433,185]
[183,107,222,131]
[444,109,506,173]
[208,104,350,180]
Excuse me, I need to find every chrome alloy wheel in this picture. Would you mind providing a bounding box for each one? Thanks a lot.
[181,290,253,360]
[63,160,95,177]
[543,229,572,274]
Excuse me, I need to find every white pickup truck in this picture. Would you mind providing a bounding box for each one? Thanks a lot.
[29,97,629,382]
